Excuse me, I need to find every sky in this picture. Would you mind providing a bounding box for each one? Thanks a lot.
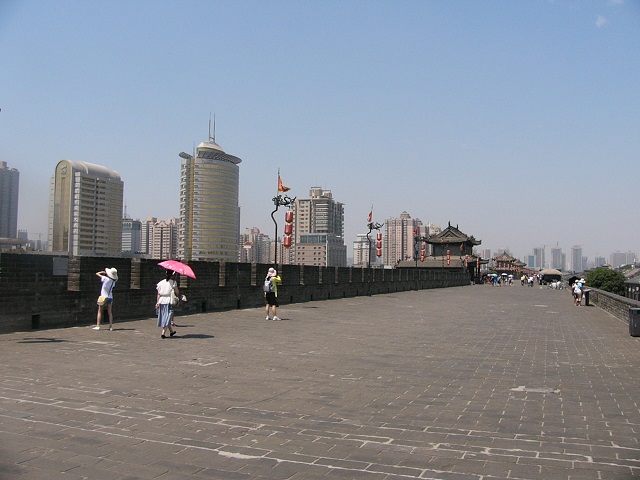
[1,0,638,263]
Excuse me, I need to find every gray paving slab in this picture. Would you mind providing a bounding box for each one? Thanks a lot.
[1,284,640,479]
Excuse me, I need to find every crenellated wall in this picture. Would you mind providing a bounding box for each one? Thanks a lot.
[0,253,470,333]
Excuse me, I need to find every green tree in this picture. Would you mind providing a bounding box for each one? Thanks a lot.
[585,268,626,296]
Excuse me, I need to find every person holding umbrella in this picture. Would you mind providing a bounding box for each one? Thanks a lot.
[156,270,178,338]
[157,260,193,328]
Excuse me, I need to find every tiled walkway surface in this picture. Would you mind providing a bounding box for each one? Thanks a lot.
[1,284,639,479]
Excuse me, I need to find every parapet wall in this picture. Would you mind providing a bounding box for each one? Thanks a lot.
[0,253,470,333]
[587,287,640,324]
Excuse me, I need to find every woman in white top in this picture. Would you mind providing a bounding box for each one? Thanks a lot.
[156,270,178,338]
[94,268,118,330]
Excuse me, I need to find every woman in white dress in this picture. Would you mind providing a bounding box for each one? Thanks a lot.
[156,270,177,338]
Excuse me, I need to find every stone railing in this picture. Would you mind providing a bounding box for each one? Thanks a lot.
[585,287,640,324]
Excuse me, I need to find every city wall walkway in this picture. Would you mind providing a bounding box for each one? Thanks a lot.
[1,284,639,480]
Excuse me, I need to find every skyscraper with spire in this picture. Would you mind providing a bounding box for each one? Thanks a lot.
[178,124,242,262]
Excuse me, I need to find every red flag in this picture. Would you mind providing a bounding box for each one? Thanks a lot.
[277,174,291,192]
[367,207,373,223]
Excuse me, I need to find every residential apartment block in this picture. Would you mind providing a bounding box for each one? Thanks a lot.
[48,160,123,256]
[383,212,427,267]
[293,187,346,267]
[140,217,179,259]
[240,227,272,264]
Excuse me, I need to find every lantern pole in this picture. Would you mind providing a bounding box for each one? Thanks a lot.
[366,221,384,268]
[413,232,430,268]
[271,193,295,269]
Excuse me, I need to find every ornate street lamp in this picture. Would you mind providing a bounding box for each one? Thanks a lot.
[271,193,295,268]
[413,230,429,267]
[366,220,384,268]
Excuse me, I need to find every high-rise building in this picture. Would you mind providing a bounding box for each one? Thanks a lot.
[0,161,19,238]
[610,251,637,268]
[383,212,426,267]
[48,160,123,256]
[610,251,627,269]
[550,247,565,271]
[293,187,346,267]
[571,245,583,272]
[532,247,545,269]
[150,218,179,259]
[122,217,142,254]
[139,217,178,258]
[527,255,535,268]
[140,217,156,255]
[239,227,272,264]
[178,135,242,262]
[353,233,380,268]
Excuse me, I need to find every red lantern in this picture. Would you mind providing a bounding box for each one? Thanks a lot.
[283,209,294,248]
[421,242,426,262]
[447,249,451,266]
[376,232,382,257]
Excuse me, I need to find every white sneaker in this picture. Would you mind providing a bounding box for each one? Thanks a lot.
[109,327,113,331]
[266,316,271,321]
[273,316,281,321]
[92,326,100,330]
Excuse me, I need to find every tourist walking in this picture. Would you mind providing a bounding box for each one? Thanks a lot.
[573,279,585,306]
[156,270,178,338]
[94,268,118,330]
[264,267,282,321]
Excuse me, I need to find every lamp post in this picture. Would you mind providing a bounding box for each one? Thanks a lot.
[413,233,429,268]
[366,221,383,268]
[271,193,296,268]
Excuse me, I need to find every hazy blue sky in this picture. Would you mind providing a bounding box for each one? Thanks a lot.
[1,0,638,262]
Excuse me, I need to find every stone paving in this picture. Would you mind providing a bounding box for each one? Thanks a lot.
[1,284,639,479]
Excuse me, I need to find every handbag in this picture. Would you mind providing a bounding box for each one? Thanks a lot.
[97,295,107,306]
[170,288,179,306]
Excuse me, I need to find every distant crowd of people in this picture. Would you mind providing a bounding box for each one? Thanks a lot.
[480,273,542,286]
[480,271,588,306]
